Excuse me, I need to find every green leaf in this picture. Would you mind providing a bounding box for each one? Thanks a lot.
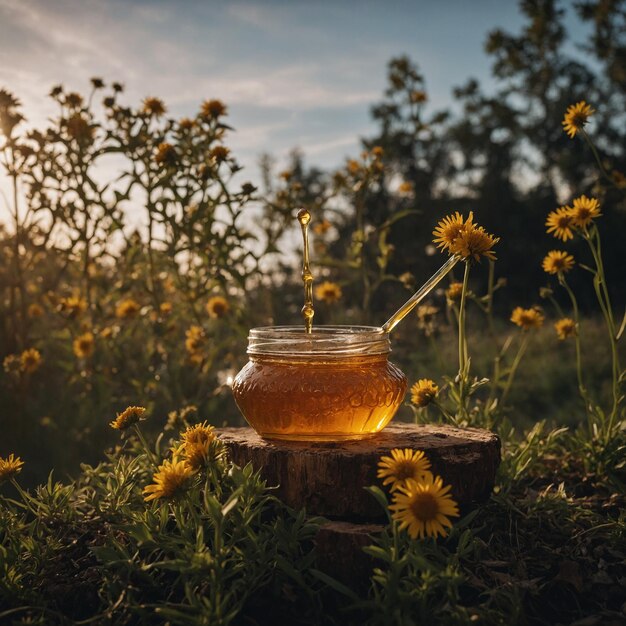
[309,568,361,601]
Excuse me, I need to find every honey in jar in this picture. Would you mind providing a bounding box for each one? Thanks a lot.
[232,325,407,441]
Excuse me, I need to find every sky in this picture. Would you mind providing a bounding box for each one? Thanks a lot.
[0,0,591,180]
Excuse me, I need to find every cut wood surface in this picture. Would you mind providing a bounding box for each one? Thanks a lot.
[217,423,501,520]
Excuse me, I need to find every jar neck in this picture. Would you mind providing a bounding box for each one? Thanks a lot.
[249,353,389,365]
[246,325,391,359]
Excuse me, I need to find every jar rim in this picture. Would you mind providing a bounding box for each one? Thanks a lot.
[247,325,391,357]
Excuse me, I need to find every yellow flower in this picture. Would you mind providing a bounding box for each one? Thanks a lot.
[510,306,545,330]
[377,448,432,490]
[206,295,230,319]
[3,354,21,375]
[314,281,342,304]
[185,325,205,355]
[67,114,93,142]
[416,305,439,337]
[183,441,212,471]
[450,225,499,262]
[554,317,577,340]
[142,96,167,117]
[65,92,83,108]
[179,117,195,130]
[611,170,626,189]
[160,301,173,315]
[542,250,575,275]
[200,99,227,119]
[115,298,141,319]
[570,195,601,228]
[143,458,195,502]
[346,159,361,175]
[545,206,575,242]
[410,90,427,104]
[446,282,463,301]
[73,332,95,359]
[313,219,332,235]
[177,423,222,471]
[180,421,216,448]
[20,348,42,374]
[410,379,439,407]
[562,101,594,139]
[209,145,230,163]
[28,303,44,318]
[432,211,474,254]
[389,474,460,539]
[417,304,438,322]
[154,142,177,167]
[60,295,87,318]
[110,406,146,430]
[398,181,413,195]
[0,454,24,482]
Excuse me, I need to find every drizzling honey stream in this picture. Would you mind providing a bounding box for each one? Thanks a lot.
[297,208,315,333]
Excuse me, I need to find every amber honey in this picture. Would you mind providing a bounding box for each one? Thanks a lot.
[232,326,407,441]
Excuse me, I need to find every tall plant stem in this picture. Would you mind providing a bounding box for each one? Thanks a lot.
[458,261,471,374]
[584,228,620,440]
[561,275,594,434]
[500,333,530,409]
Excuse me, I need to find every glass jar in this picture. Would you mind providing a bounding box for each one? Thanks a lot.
[232,326,407,441]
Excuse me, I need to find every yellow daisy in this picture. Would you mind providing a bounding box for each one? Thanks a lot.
[143,458,195,502]
[209,145,230,163]
[377,448,432,490]
[110,406,146,430]
[20,348,42,374]
[450,225,499,262]
[185,325,205,355]
[67,114,93,142]
[154,142,177,167]
[446,282,464,301]
[59,295,88,318]
[510,306,545,330]
[542,250,575,275]
[410,379,439,408]
[28,303,44,318]
[570,195,601,228]
[206,296,230,319]
[562,101,594,139]
[115,298,141,319]
[180,421,216,448]
[314,281,342,304]
[432,211,474,254]
[545,207,575,242]
[73,332,95,359]
[178,117,195,131]
[200,99,227,119]
[0,454,24,482]
[554,317,577,340]
[313,219,332,235]
[389,475,460,539]
[142,96,167,117]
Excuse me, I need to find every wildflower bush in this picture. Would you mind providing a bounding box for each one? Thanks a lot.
[2,2,626,623]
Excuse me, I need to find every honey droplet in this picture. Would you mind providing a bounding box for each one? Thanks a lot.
[297,208,315,333]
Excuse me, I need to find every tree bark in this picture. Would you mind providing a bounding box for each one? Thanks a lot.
[217,423,501,521]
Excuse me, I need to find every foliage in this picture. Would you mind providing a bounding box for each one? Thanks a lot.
[1,1,626,624]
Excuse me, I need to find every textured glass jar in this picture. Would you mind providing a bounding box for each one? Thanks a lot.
[232,326,407,441]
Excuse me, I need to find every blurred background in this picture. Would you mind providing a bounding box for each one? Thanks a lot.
[1,0,625,484]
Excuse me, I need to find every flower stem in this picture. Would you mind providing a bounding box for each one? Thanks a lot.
[458,261,471,374]
[500,332,530,409]
[560,274,594,435]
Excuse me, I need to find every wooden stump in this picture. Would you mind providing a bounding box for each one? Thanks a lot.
[217,423,500,587]
[217,423,501,520]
